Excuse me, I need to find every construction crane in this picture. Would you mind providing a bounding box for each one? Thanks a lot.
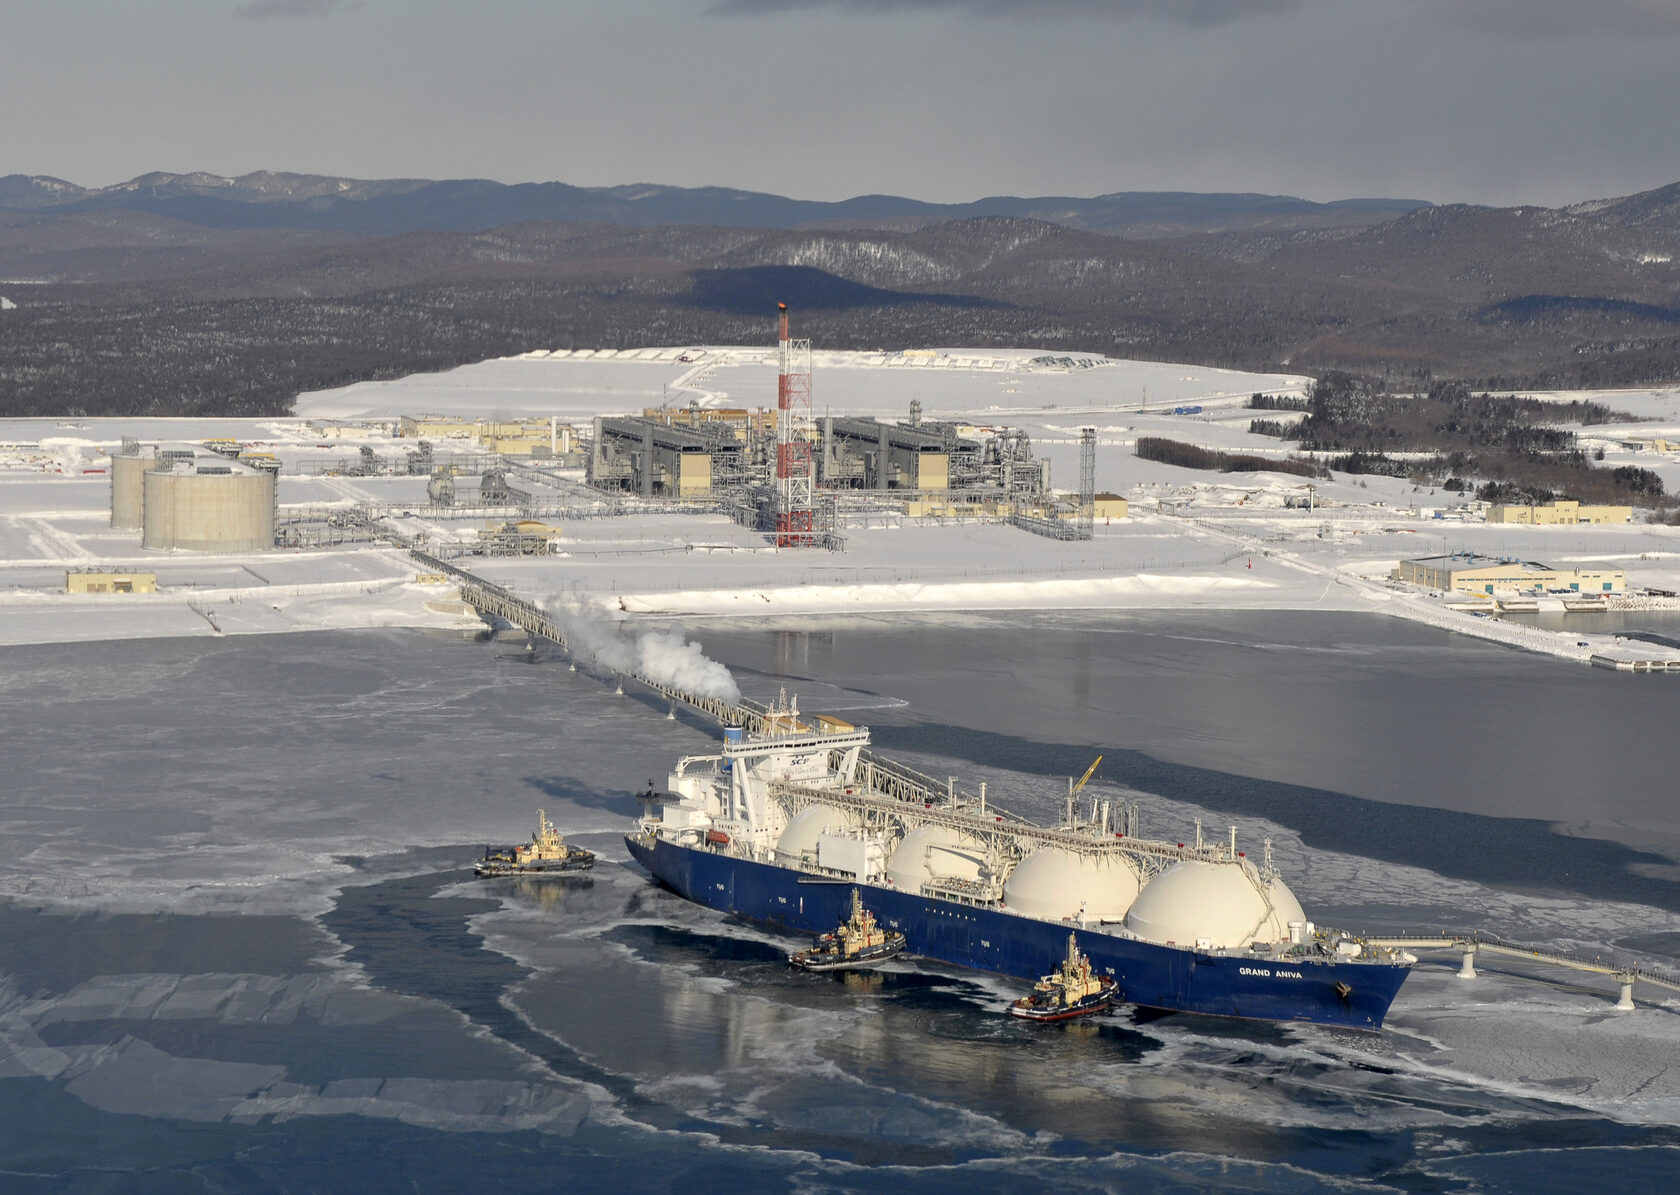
[1072,755,1103,796]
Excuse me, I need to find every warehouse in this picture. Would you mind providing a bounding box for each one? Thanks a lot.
[1397,554,1625,595]
[1486,500,1632,525]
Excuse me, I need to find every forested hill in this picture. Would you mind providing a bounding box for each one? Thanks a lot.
[3,174,1680,418]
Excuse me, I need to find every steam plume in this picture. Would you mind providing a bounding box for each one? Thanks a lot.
[543,600,741,705]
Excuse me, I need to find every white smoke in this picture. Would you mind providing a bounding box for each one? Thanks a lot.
[542,599,742,705]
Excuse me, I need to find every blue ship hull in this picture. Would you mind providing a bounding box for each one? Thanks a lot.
[626,834,1409,1030]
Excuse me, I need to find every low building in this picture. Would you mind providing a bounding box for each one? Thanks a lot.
[67,570,157,594]
[1487,499,1632,525]
[400,414,579,456]
[642,407,775,440]
[1093,493,1129,519]
[399,414,481,439]
[1398,553,1625,595]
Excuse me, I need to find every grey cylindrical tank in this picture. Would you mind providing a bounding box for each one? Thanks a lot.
[110,448,156,528]
[142,464,276,552]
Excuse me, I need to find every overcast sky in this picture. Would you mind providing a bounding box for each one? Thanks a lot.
[3,0,1676,207]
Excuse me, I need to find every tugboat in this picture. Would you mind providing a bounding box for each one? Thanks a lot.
[475,809,595,877]
[789,888,907,972]
[1009,934,1117,1022]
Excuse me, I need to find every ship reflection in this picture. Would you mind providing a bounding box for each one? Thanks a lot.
[499,876,594,909]
[836,968,884,994]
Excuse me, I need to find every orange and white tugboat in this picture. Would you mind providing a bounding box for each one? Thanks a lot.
[1009,934,1117,1022]
[475,809,594,877]
[789,888,906,972]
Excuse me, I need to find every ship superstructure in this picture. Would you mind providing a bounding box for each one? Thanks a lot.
[628,693,1413,1029]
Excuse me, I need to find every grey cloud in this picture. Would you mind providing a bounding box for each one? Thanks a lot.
[709,0,1306,26]
[711,0,1680,37]
[1421,0,1680,38]
[234,0,355,18]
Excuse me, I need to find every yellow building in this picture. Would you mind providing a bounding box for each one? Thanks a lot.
[399,415,480,439]
[67,570,157,594]
[1093,493,1129,519]
[1487,500,1632,525]
[641,407,775,439]
[402,414,579,456]
[1398,554,1624,595]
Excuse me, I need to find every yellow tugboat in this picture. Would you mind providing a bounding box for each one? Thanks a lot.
[1009,934,1118,1021]
[789,888,907,972]
[475,809,595,877]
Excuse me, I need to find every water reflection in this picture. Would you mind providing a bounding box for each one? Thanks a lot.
[490,875,595,910]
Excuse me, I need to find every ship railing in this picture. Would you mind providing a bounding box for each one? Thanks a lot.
[674,754,723,776]
[920,877,1003,906]
[855,752,1034,825]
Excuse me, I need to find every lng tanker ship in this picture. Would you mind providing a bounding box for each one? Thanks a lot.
[626,695,1414,1030]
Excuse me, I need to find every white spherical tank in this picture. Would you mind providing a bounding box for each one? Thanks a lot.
[774,804,851,866]
[1002,847,1141,922]
[142,463,276,552]
[1123,860,1306,949]
[1266,875,1306,937]
[110,449,155,529]
[885,825,986,891]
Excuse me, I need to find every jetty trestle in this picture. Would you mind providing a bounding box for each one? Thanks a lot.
[1363,933,1680,1009]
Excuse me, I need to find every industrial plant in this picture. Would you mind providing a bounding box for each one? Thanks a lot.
[87,309,1099,566]
[581,307,1091,546]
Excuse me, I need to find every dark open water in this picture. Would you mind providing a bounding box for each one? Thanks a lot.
[3,613,1679,1192]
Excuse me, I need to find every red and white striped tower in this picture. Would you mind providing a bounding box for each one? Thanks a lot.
[774,302,815,546]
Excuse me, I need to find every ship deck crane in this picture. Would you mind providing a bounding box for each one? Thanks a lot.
[1065,755,1102,827]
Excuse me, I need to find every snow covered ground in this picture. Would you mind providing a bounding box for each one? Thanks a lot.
[7,346,1680,668]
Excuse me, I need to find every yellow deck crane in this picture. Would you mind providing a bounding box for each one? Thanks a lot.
[1064,755,1103,828]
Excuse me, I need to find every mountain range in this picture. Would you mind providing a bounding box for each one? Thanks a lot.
[2,171,1679,419]
[0,170,1426,239]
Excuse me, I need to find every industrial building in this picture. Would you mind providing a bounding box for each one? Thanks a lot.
[642,406,775,440]
[1398,554,1625,595]
[1486,500,1632,525]
[142,459,277,552]
[589,416,744,498]
[819,417,971,491]
[66,570,157,594]
[477,519,562,556]
[399,414,579,458]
